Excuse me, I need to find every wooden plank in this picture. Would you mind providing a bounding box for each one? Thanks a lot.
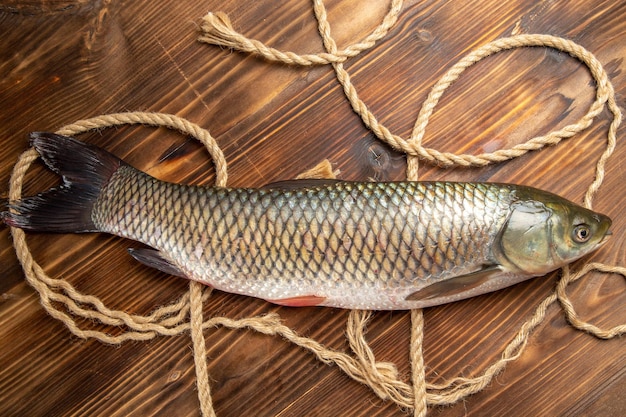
[1,0,624,416]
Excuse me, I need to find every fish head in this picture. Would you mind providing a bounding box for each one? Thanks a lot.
[496,192,612,275]
[545,199,612,266]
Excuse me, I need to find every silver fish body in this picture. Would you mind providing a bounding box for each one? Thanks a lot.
[3,133,612,310]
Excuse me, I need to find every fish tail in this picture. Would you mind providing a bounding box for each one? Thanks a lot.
[2,132,124,233]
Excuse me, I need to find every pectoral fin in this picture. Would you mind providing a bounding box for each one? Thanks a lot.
[128,248,187,278]
[405,265,501,301]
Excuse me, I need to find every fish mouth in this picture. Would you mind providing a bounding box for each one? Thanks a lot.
[597,229,612,246]
[595,213,612,246]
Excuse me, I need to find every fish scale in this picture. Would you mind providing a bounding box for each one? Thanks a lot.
[4,134,611,310]
[92,169,513,308]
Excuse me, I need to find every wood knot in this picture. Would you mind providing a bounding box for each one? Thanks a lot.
[366,143,404,180]
[368,143,391,171]
[416,29,433,43]
[167,370,182,383]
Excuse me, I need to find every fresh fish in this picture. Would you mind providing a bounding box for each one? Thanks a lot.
[2,133,612,310]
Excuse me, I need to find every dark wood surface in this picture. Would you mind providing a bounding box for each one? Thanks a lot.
[1,1,625,416]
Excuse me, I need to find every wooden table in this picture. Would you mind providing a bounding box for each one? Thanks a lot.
[1,1,624,416]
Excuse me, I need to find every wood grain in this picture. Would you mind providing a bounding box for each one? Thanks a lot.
[1,0,625,416]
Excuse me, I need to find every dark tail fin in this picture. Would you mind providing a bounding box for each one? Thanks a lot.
[2,132,124,233]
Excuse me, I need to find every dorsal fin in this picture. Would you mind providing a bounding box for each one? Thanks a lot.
[260,179,342,191]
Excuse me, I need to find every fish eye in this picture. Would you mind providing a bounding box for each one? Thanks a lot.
[572,224,591,243]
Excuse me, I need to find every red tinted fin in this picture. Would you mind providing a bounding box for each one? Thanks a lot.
[2,132,124,233]
[267,295,327,307]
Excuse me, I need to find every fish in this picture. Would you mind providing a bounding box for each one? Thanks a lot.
[1,133,612,310]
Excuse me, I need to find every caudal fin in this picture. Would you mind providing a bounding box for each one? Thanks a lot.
[2,132,125,233]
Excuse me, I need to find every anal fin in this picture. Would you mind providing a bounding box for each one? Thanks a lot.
[267,295,326,307]
[128,248,187,278]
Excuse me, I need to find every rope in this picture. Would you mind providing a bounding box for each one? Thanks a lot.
[5,1,624,415]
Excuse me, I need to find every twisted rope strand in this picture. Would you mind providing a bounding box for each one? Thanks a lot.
[198,0,403,65]
[557,263,626,339]
[190,281,216,417]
